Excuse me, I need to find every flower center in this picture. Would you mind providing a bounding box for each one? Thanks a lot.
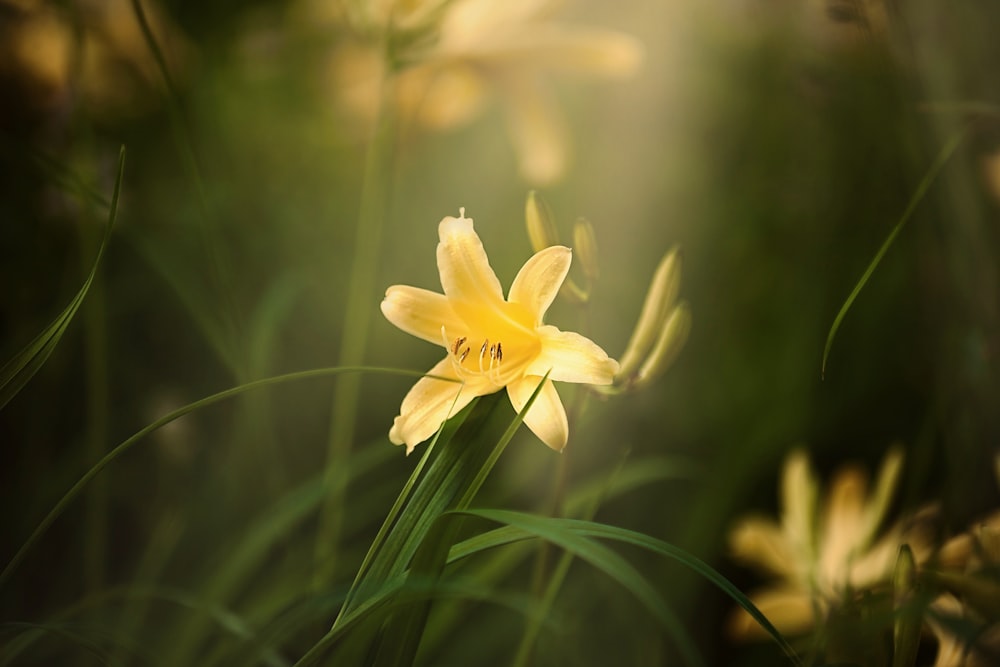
[446,331,504,384]
[440,322,534,388]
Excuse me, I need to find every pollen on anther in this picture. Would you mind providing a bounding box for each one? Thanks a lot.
[479,338,490,360]
[459,347,470,363]
[452,336,467,356]
[496,341,503,363]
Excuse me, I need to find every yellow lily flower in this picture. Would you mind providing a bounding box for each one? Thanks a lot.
[381,209,619,454]
[728,446,936,639]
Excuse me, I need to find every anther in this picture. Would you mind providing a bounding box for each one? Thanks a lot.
[459,347,470,363]
[480,338,490,360]
[452,336,467,356]
[496,342,503,363]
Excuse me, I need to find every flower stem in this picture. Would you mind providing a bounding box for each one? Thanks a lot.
[313,68,398,588]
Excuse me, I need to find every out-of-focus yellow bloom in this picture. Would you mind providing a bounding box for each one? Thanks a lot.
[329,0,642,184]
[381,209,619,454]
[927,502,1000,666]
[728,446,935,639]
[928,593,1000,667]
[0,0,192,123]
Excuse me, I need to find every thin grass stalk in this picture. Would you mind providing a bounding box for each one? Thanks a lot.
[130,0,244,371]
[314,62,399,588]
[821,126,967,377]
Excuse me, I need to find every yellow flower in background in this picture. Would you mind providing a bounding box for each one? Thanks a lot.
[727,446,935,639]
[381,209,619,454]
[328,0,642,184]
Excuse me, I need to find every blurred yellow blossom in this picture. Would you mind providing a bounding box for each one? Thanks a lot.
[926,492,1000,665]
[381,209,619,454]
[329,0,642,184]
[728,446,936,639]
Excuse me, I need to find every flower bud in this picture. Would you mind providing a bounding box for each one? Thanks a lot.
[572,217,600,284]
[616,247,681,383]
[634,301,690,387]
[525,190,560,253]
[893,544,921,667]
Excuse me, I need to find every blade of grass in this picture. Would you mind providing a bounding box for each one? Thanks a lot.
[0,146,124,411]
[0,366,447,589]
[130,0,244,369]
[331,391,475,627]
[294,576,549,666]
[0,585,287,667]
[371,374,550,667]
[164,443,394,665]
[420,454,699,660]
[395,507,703,667]
[821,128,966,377]
[452,510,803,666]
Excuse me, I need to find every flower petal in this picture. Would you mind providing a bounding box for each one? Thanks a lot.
[507,375,568,451]
[381,285,465,346]
[437,214,505,307]
[508,245,571,324]
[388,358,489,454]
[526,326,619,384]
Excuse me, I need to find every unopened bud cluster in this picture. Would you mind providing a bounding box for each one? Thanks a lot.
[525,191,690,393]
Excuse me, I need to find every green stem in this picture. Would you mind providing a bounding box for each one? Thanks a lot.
[314,70,398,587]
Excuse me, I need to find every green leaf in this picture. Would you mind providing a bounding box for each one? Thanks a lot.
[370,374,550,667]
[0,366,432,590]
[449,510,803,666]
[0,146,125,411]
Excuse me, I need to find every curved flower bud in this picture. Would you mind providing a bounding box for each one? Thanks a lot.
[613,247,686,390]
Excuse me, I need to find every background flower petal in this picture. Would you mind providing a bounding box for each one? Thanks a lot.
[437,214,506,307]
[526,326,619,384]
[381,285,465,346]
[729,516,798,579]
[726,587,817,640]
[507,375,568,451]
[508,245,571,324]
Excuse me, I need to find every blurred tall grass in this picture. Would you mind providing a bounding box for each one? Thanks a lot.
[2,0,999,665]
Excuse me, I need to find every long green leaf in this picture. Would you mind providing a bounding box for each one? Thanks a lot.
[421,454,699,660]
[293,576,548,667]
[372,374,551,667]
[0,146,125,410]
[436,510,705,667]
[821,129,966,377]
[0,366,441,589]
[451,510,803,666]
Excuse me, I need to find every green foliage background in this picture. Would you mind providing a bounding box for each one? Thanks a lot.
[1,1,999,665]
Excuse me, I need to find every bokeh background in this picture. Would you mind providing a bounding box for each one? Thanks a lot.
[2,0,999,664]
